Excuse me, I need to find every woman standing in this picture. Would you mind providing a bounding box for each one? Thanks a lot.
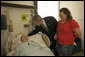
[54,8,81,56]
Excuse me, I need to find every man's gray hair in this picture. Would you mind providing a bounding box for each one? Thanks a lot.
[32,15,42,21]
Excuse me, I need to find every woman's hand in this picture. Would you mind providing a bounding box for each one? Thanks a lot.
[54,34,57,40]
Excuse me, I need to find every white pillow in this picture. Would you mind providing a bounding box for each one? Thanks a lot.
[11,34,22,50]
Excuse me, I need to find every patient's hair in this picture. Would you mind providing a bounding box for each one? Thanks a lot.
[20,35,28,42]
[32,15,42,22]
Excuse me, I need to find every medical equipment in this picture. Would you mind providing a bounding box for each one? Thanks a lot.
[1,15,7,30]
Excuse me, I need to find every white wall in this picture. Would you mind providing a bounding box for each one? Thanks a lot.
[60,1,84,50]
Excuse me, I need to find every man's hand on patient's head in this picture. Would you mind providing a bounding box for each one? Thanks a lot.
[21,35,28,42]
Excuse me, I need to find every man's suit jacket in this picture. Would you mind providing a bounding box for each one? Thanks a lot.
[28,16,57,41]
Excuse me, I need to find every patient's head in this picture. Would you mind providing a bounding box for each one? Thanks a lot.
[21,35,28,42]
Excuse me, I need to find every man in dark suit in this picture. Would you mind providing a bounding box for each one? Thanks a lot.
[28,15,58,56]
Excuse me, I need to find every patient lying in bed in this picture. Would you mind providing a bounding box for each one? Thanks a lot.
[11,34,54,56]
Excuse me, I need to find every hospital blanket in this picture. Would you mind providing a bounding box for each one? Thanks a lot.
[13,41,54,56]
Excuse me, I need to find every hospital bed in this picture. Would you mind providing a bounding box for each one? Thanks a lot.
[6,32,54,56]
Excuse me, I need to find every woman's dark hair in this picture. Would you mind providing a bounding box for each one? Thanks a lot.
[59,8,73,21]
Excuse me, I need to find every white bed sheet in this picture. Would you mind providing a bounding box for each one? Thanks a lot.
[7,33,52,56]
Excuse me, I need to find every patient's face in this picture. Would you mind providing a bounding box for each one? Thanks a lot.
[21,35,28,42]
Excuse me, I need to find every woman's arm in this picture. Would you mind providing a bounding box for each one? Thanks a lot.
[73,28,81,38]
[54,34,57,40]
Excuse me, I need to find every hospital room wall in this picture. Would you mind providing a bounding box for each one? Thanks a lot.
[1,1,34,56]
[60,1,84,50]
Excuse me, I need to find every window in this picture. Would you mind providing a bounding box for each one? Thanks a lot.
[37,1,59,21]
